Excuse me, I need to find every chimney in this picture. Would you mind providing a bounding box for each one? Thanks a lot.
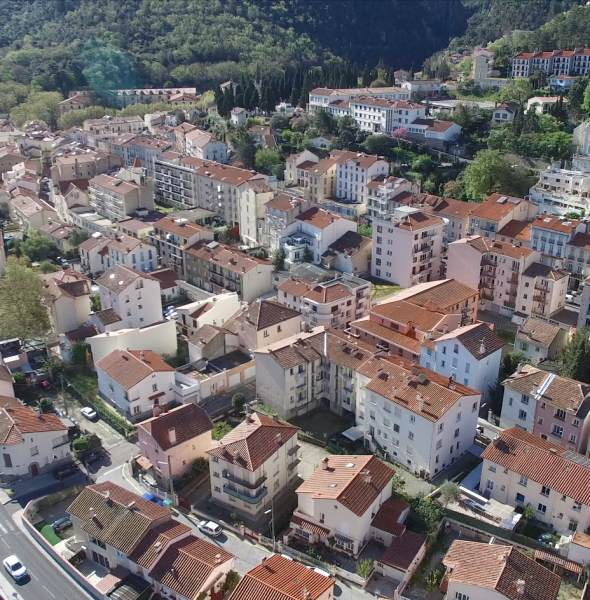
[215,553,222,564]
[364,470,371,485]
[443,323,449,334]
[532,383,538,395]
[152,404,161,418]
[570,398,576,410]
[162,403,169,413]
[405,375,412,385]
[89,508,95,519]
[35,407,42,419]
[417,393,424,411]
[549,448,558,455]
[427,330,432,339]
[169,428,177,445]
[262,556,268,569]
[276,432,282,444]
[377,368,384,379]
[303,589,311,600]
[105,490,111,504]
[516,363,522,374]
[171,566,177,578]
[322,457,329,470]
[516,580,525,596]
[479,340,486,355]
[140,350,145,361]
[272,413,279,423]
[448,376,455,390]
[392,387,397,398]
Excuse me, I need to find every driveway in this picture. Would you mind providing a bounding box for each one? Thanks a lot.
[201,380,256,417]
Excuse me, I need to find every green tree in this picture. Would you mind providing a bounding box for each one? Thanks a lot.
[439,480,461,506]
[19,230,61,262]
[313,110,335,135]
[391,473,406,494]
[370,78,387,87]
[212,421,232,440]
[254,148,281,174]
[560,326,590,383]
[273,248,286,271]
[222,571,240,593]
[302,245,313,263]
[232,393,246,412]
[57,105,108,130]
[0,256,51,341]
[498,79,534,105]
[362,135,394,155]
[361,63,372,87]
[69,228,89,247]
[235,134,257,169]
[356,558,374,579]
[71,341,88,365]
[463,150,513,202]
[582,81,590,116]
[38,261,59,274]
[10,91,63,128]
[411,155,433,173]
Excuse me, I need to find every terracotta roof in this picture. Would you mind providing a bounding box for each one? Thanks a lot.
[569,232,590,249]
[497,220,532,242]
[380,530,426,571]
[42,269,90,301]
[371,300,445,331]
[390,279,478,313]
[0,406,66,444]
[96,264,158,293]
[188,323,227,347]
[297,455,395,517]
[105,234,144,254]
[303,283,352,304]
[96,350,174,390]
[443,540,560,600]
[245,300,301,330]
[265,334,323,370]
[296,160,318,171]
[154,216,209,237]
[94,307,122,326]
[330,149,387,170]
[359,355,479,421]
[265,193,308,212]
[67,482,171,554]
[482,428,590,505]
[503,364,589,414]
[353,318,423,354]
[522,263,569,280]
[371,496,409,536]
[128,520,192,568]
[138,404,213,451]
[394,210,444,231]
[39,221,74,240]
[193,160,257,186]
[309,158,337,176]
[296,207,341,229]
[207,412,299,472]
[149,534,234,599]
[434,198,476,219]
[230,554,333,600]
[149,268,178,290]
[533,215,580,234]
[90,174,138,195]
[291,515,330,537]
[471,193,527,221]
[186,240,271,274]
[573,531,590,549]
[485,239,535,259]
[65,324,99,343]
[278,277,313,299]
[79,235,108,251]
[435,322,504,359]
[516,318,562,349]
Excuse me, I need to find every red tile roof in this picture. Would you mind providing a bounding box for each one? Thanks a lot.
[0,406,66,444]
[471,193,527,221]
[96,350,174,390]
[291,515,330,537]
[380,530,426,571]
[128,520,191,568]
[533,215,580,234]
[296,207,342,229]
[186,240,272,274]
[396,211,444,231]
[497,220,532,242]
[371,497,409,536]
[149,268,179,290]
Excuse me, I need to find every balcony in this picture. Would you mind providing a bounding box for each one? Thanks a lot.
[534,283,549,292]
[288,444,300,456]
[533,295,547,304]
[532,307,546,316]
[223,484,268,504]
[480,290,494,301]
[288,459,301,471]
[222,471,267,490]
[504,300,516,309]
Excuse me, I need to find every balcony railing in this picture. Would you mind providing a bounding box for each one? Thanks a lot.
[534,283,549,292]
[288,459,301,471]
[287,444,300,456]
[503,300,516,309]
[222,471,267,490]
[533,295,547,304]
[223,484,268,504]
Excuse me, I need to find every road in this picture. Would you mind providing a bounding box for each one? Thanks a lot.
[0,502,91,600]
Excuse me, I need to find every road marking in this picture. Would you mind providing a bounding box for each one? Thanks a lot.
[43,585,56,598]
[30,571,38,580]
[0,523,7,534]
[4,521,13,532]
[0,538,8,548]
[98,423,111,433]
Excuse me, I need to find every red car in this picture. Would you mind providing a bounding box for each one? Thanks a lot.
[40,381,53,392]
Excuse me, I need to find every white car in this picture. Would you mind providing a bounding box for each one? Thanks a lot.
[81,407,97,420]
[3,555,27,581]
[198,520,223,537]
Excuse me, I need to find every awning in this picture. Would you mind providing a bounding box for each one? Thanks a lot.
[341,426,364,442]
[149,391,166,401]
[135,456,152,471]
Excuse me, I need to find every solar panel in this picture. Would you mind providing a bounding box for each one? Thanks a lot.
[563,451,590,468]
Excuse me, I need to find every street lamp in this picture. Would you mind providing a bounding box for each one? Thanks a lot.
[264,496,275,552]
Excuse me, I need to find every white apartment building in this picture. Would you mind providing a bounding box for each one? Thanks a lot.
[206,412,300,518]
[52,179,90,224]
[284,149,319,185]
[530,214,585,265]
[176,292,240,340]
[469,193,538,239]
[149,216,214,280]
[83,116,145,135]
[308,86,411,115]
[96,349,175,422]
[259,193,313,252]
[512,48,590,78]
[184,129,228,163]
[348,97,425,134]
[293,455,395,557]
[277,274,371,331]
[420,322,503,401]
[89,174,155,221]
[371,207,445,287]
[79,233,109,274]
[566,232,590,283]
[516,263,569,321]
[357,355,481,479]
[577,275,590,328]
[96,265,162,330]
[366,175,414,220]
[0,406,70,479]
[99,234,158,273]
[105,136,171,174]
[332,149,389,205]
[481,428,590,536]
[10,193,56,232]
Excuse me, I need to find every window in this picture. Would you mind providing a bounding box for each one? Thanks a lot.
[408,432,414,440]
[573,418,581,428]
[454,428,460,438]
[453,344,459,354]
[552,424,564,437]
[3,454,11,468]
[570,434,578,443]
[455,593,469,600]
[519,475,528,487]
[574,501,582,512]
[393,423,400,433]
[516,492,525,503]
[152,383,158,392]
[472,402,477,412]
[555,408,566,421]
[436,440,442,450]
[452,357,458,368]
[410,415,415,423]
[518,410,527,421]
[538,417,544,425]
[489,465,497,473]
[30,446,38,456]
[569,520,579,532]
[438,423,444,433]
[541,486,550,497]
[521,394,529,405]
[465,363,470,374]
[263,330,269,338]
[538,503,547,515]
[133,406,140,415]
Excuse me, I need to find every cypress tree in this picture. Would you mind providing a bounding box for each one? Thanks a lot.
[362,63,372,87]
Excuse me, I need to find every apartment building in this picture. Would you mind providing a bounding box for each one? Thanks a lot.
[577,275,590,328]
[112,136,172,174]
[149,217,214,279]
[259,193,313,252]
[96,265,162,330]
[433,197,476,244]
[238,179,274,247]
[10,192,56,232]
[284,149,319,185]
[530,214,584,265]
[255,328,376,419]
[366,175,414,220]
[447,236,539,317]
[332,149,389,205]
[206,412,300,518]
[83,116,144,135]
[496,219,532,247]
[442,541,561,600]
[516,263,569,321]
[469,193,538,239]
[293,455,395,557]
[308,86,411,115]
[297,158,338,204]
[96,349,175,421]
[277,273,371,330]
[104,87,198,108]
[98,234,158,274]
[280,207,357,267]
[184,128,227,162]
[481,427,590,535]
[515,317,569,365]
[371,207,445,287]
[79,233,109,274]
[348,97,426,134]
[566,232,590,282]
[500,364,590,454]
[176,292,240,340]
[42,269,91,335]
[185,240,274,303]
[321,230,372,275]
[0,406,70,479]
[357,355,481,479]
[89,174,154,221]
[50,150,122,182]
[512,48,590,78]
[51,179,90,224]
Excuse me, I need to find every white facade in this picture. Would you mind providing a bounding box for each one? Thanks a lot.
[334,151,389,205]
[176,293,240,340]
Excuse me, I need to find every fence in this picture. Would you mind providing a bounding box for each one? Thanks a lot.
[139,473,176,503]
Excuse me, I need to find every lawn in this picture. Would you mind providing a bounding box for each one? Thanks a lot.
[155,203,175,214]
[365,276,404,302]
[289,408,351,439]
[34,521,61,546]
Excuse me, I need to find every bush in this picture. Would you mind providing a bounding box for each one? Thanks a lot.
[356,558,374,579]
[212,421,232,440]
[73,433,101,454]
[39,397,54,413]
[232,393,246,412]
[12,372,26,385]
[192,457,209,472]
[222,571,240,593]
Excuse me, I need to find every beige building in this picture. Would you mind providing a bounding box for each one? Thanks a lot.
[284,149,319,185]
[0,146,27,175]
[41,269,91,335]
[52,179,90,224]
[89,174,154,221]
[137,403,213,485]
[320,230,372,275]
[58,93,88,115]
[38,221,77,253]
[517,263,569,321]
[239,179,275,247]
[185,241,274,303]
[515,317,569,365]
[469,193,537,239]
[207,412,300,518]
[50,150,122,183]
[10,192,56,232]
[184,128,227,163]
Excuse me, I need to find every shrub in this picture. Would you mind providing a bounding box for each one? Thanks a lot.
[12,372,26,385]
[222,571,240,593]
[73,433,101,453]
[192,457,209,472]
[232,392,246,412]
[356,558,374,579]
[212,421,232,440]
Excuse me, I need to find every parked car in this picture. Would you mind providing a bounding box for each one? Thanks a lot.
[52,516,72,533]
[141,493,164,506]
[3,555,27,581]
[464,499,486,513]
[54,463,79,480]
[82,450,103,465]
[81,407,97,420]
[197,520,223,537]
[39,380,53,392]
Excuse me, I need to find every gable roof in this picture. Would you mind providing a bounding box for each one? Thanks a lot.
[96,350,174,390]
[0,406,66,444]
[380,530,426,571]
[371,496,409,537]
[522,263,569,280]
[296,207,341,229]
[327,231,371,256]
[138,404,213,451]
[371,299,445,331]
[516,318,562,349]
[278,277,313,299]
[245,300,301,330]
[395,211,444,232]
[532,214,580,234]
[186,240,271,274]
[149,268,179,291]
[42,269,90,301]
[128,520,192,569]
[471,193,527,221]
[497,220,532,242]
[435,322,505,359]
[94,307,122,326]
[206,412,299,472]
[443,540,560,600]
[433,197,476,219]
[387,279,478,313]
[229,554,333,600]
[96,264,159,293]
[296,455,395,517]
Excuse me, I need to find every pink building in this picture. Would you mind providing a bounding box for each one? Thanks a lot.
[500,364,590,455]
